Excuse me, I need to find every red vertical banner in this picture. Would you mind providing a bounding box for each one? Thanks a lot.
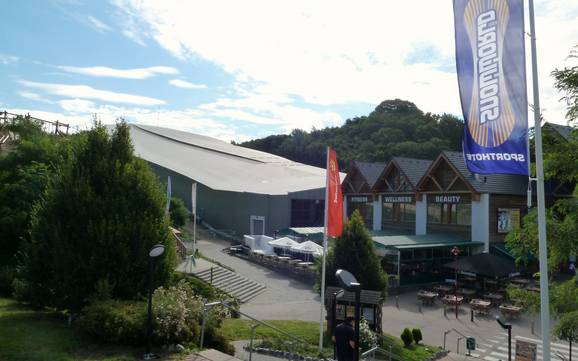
[326,148,343,237]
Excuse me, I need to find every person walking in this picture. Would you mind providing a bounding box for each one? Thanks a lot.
[332,317,356,361]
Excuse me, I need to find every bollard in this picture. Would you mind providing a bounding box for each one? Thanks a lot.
[418,303,422,313]
[471,309,474,322]
[396,296,399,309]
[531,321,535,335]
[444,305,447,317]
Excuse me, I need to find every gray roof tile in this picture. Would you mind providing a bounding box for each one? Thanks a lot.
[392,157,433,187]
[354,161,387,188]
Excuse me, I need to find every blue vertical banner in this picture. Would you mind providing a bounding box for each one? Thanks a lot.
[453,0,529,175]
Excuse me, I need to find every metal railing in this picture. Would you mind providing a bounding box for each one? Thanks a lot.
[200,300,316,361]
[362,346,406,361]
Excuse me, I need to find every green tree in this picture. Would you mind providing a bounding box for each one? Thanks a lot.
[169,197,188,228]
[506,46,578,274]
[320,210,387,293]
[553,310,578,361]
[552,45,578,122]
[17,122,176,312]
[241,99,463,170]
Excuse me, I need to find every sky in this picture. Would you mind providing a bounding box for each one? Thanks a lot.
[1,0,577,143]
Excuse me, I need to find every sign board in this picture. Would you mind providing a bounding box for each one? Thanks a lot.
[350,196,369,203]
[433,195,462,204]
[515,340,537,361]
[498,208,521,233]
[383,195,413,203]
[466,337,476,351]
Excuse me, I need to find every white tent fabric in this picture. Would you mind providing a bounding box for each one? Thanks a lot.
[268,237,299,249]
[290,241,324,256]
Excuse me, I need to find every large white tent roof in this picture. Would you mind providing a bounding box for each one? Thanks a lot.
[127,124,342,195]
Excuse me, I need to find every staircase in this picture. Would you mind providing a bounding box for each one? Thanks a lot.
[192,266,266,303]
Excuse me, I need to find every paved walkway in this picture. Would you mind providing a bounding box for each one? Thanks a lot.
[186,229,570,360]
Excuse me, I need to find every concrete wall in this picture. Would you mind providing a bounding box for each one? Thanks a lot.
[147,162,325,239]
[471,193,490,252]
[415,197,427,235]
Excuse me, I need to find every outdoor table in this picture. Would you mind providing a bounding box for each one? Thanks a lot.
[434,285,454,294]
[483,292,504,305]
[457,288,476,299]
[470,299,491,315]
[288,259,303,264]
[462,276,477,283]
[484,279,499,289]
[499,304,523,319]
[417,290,439,305]
[510,278,530,286]
[297,261,314,266]
[527,286,541,293]
[442,295,464,307]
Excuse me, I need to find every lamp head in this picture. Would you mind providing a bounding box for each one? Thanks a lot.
[335,269,360,291]
[149,244,166,258]
[495,316,512,329]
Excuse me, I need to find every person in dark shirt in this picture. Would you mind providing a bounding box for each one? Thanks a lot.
[332,317,356,361]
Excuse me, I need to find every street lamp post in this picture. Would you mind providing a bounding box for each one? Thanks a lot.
[451,247,461,319]
[496,317,512,361]
[336,269,361,361]
[332,289,345,360]
[144,244,166,360]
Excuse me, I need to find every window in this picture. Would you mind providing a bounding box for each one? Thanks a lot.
[348,196,373,227]
[428,202,470,225]
[382,202,415,223]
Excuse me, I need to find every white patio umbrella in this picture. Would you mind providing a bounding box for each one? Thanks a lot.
[268,237,299,255]
[290,241,324,261]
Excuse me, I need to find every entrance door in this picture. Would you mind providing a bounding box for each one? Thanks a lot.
[250,216,265,235]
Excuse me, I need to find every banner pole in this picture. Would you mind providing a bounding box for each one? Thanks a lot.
[319,146,330,353]
[528,1,551,360]
[193,183,197,258]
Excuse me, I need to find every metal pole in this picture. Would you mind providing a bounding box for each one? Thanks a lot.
[200,306,208,349]
[529,2,551,360]
[319,146,330,352]
[455,255,459,319]
[332,293,338,360]
[210,267,214,285]
[145,257,153,357]
[249,324,259,361]
[508,326,512,361]
[354,287,361,361]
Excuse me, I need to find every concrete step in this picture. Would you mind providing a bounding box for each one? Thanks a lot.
[191,265,265,303]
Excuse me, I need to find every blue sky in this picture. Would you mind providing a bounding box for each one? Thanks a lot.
[1,0,577,142]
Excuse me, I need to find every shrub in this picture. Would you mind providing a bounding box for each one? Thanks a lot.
[0,266,16,296]
[152,281,204,345]
[152,280,232,348]
[77,300,147,345]
[359,318,378,351]
[204,327,235,355]
[400,328,413,347]
[170,197,188,228]
[411,328,422,344]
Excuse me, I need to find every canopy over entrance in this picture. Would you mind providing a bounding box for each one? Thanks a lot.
[443,252,519,278]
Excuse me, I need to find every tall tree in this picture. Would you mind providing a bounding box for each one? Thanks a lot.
[552,45,578,122]
[320,210,387,293]
[17,122,176,311]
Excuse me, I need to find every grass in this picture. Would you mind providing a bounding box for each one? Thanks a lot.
[0,298,183,361]
[220,319,440,361]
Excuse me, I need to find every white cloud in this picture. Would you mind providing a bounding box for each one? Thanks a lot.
[112,0,578,125]
[169,79,207,89]
[58,99,96,113]
[18,91,53,104]
[58,65,178,79]
[87,15,113,33]
[19,80,165,106]
[0,54,19,65]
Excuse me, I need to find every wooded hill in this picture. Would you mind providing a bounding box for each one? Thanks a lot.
[239,99,464,170]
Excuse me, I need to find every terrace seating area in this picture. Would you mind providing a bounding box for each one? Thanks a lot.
[415,275,537,319]
[228,234,321,282]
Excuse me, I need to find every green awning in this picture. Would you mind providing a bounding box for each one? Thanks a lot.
[372,233,484,251]
[396,241,484,250]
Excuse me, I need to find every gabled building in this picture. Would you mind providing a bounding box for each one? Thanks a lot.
[341,161,387,229]
[371,157,432,234]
